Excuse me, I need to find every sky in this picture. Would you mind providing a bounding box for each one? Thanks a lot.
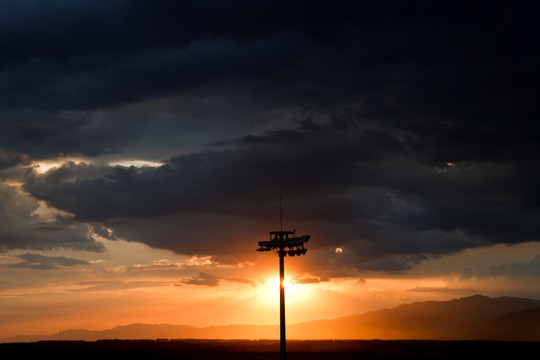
[0,0,539,338]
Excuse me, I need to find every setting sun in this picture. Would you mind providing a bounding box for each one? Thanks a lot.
[257,276,312,307]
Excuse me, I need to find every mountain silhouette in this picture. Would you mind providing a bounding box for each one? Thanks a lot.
[288,294,540,339]
[3,295,540,342]
[485,306,540,341]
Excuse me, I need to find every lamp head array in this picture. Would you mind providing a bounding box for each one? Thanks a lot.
[257,231,310,257]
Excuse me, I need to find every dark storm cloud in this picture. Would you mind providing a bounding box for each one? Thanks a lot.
[23,119,406,222]
[1,0,537,112]
[1,1,539,272]
[0,0,363,111]
[1,1,538,165]
[0,110,125,169]
[22,116,540,272]
[0,182,103,251]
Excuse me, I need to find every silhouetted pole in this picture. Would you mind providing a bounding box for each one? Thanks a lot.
[279,247,286,360]
[256,200,310,360]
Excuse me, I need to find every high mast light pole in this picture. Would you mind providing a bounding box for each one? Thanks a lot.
[256,198,310,360]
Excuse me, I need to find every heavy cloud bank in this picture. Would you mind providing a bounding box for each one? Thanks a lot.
[1,1,539,274]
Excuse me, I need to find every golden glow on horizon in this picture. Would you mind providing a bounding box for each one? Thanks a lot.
[2,234,540,338]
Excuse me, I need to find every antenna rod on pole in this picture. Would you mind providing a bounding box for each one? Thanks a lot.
[280,196,283,232]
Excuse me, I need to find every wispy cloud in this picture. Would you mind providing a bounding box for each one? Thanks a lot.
[9,253,88,270]
[181,272,219,287]
[68,280,172,292]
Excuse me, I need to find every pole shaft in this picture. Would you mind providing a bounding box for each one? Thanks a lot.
[279,250,286,360]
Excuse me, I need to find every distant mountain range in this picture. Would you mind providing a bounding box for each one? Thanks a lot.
[3,295,540,343]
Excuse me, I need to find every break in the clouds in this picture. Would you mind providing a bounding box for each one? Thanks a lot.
[1,1,539,274]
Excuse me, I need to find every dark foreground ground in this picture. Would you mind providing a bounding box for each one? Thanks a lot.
[2,339,540,359]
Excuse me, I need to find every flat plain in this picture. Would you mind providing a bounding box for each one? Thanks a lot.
[2,339,540,360]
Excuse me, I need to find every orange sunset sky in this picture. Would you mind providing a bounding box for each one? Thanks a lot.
[1,191,539,339]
